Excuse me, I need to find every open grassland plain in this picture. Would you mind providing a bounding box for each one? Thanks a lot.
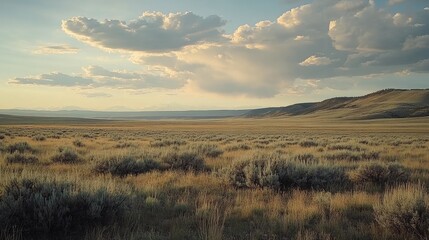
[0,117,428,240]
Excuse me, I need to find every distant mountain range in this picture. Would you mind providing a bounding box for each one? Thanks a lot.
[0,89,428,121]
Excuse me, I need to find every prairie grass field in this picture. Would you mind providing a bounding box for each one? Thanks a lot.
[0,117,428,240]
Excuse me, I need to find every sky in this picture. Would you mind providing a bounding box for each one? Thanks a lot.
[1,0,428,111]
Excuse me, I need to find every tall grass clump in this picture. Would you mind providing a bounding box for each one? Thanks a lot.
[0,178,127,236]
[375,183,429,239]
[93,155,160,177]
[51,147,83,164]
[196,194,230,240]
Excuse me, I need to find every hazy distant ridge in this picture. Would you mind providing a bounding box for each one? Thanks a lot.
[0,109,249,119]
[1,89,428,120]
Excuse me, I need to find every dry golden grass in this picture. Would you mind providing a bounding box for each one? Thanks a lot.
[0,117,428,239]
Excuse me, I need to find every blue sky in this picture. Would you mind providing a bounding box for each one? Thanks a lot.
[1,0,428,110]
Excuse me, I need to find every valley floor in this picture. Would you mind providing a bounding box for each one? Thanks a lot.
[0,117,428,239]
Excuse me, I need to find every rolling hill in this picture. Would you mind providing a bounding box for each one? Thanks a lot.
[244,89,429,119]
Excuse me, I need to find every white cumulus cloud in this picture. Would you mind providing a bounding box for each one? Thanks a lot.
[62,12,226,52]
[12,0,429,98]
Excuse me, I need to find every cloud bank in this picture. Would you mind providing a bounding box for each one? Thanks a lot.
[10,66,186,90]
[13,0,429,98]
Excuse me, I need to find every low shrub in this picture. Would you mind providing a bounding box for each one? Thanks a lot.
[225,156,281,189]
[114,142,135,148]
[224,154,349,191]
[150,139,186,147]
[0,178,127,235]
[299,140,319,148]
[5,152,39,164]
[32,135,46,141]
[5,142,34,154]
[162,151,206,171]
[282,164,349,191]
[93,155,160,177]
[292,153,318,164]
[0,134,5,140]
[51,147,83,164]
[82,134,94,138]
[324,151,380,162]
[328,144,362,151]
[375,183,429,239]
[193,143,223,158]
[349,162,410,187]
[225,143,251,151]
[72,139,85,147]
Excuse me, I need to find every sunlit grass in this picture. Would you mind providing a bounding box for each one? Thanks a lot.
[0,120,428,239]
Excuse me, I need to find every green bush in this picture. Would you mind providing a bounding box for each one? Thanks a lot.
[6,142,34,154]
[349,162,410,186]
[5,152,39,164]
[280,164,349,191]
[224,154,349,191]
[93,155,160,177]
[162,151,206,171]
[0,179,127,235]
[225,156,281,189]
[51,147,83,164]
[375,183,429,239]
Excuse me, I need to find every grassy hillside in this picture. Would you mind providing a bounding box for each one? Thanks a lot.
[245,89,429,119]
